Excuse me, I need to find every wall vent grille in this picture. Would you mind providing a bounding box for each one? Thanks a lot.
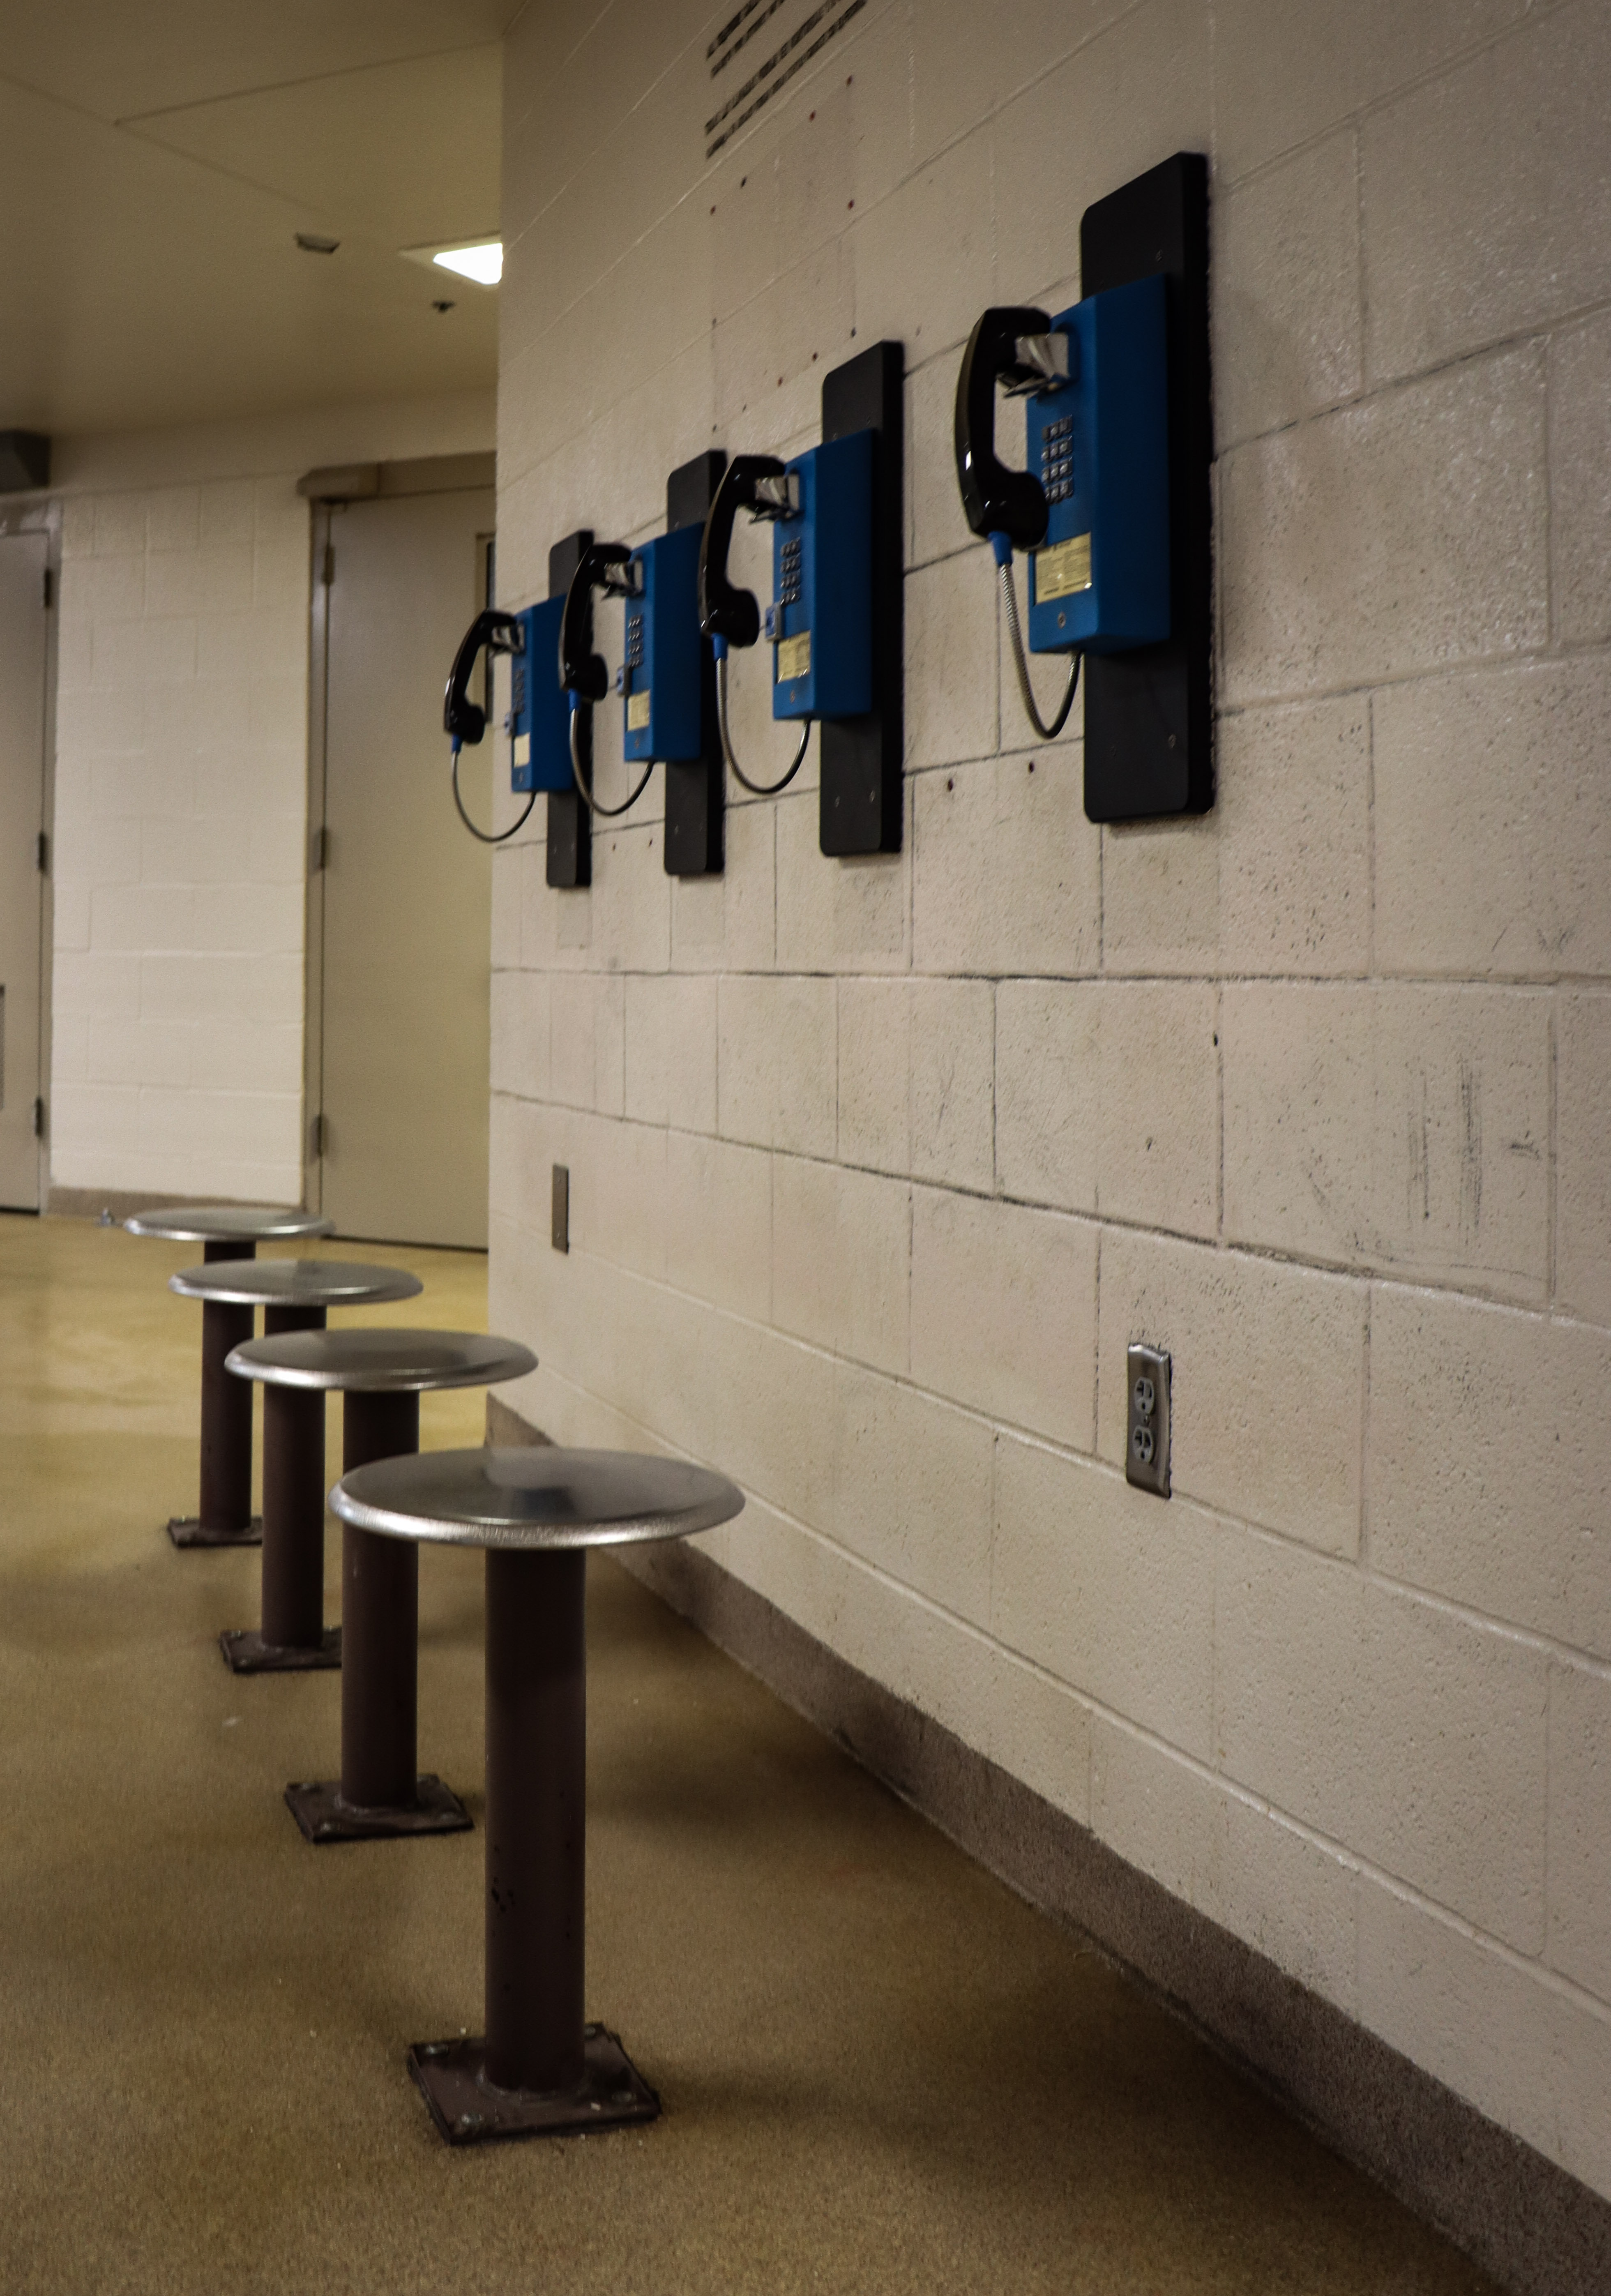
[705,0,864,157]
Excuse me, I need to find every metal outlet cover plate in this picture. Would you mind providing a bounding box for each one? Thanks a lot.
[1126,1342,1171,1497]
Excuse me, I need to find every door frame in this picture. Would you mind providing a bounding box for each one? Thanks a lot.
[297,453,496,1222]
[0,494,60,1213]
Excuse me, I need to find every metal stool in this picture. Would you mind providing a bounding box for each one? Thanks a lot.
[332,1445,743,2144]
[125,1204,333,1547]
[168,1260,424,1673]
[226,1330,536,1841]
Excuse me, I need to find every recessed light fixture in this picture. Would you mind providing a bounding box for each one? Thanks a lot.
[295,231,339,254]
[433,242,502,286]
[401,238,502,288]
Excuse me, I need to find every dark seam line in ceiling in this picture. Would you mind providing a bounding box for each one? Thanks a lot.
[113,36,506,129]
[0,64,125,128]
[84,117,358,231]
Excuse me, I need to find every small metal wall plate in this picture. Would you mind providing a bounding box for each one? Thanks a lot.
[1126,1342,1171,1497]
[551,1164,569,1254]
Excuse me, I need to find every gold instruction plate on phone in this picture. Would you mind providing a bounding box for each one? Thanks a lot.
[626,690,651,731]
[775,631,811,683]
[1034,532,1092,602]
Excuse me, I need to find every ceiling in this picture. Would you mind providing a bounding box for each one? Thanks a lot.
[0,2,522,441]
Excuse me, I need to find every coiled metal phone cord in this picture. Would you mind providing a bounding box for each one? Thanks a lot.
[451,738,538,845]
[998,550,1081,742]
[568,700,656,819]
[713,642,812,797]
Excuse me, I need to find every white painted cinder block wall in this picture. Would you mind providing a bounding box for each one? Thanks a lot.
[48,390,495,1203]
[489,0,1611,2201]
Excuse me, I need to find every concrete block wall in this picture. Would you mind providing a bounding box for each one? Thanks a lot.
[48,391,495,1203]
[491,0,1611,2206]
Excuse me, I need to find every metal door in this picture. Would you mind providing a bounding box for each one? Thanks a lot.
[0,532,48,1211]
[316,488,493,1247]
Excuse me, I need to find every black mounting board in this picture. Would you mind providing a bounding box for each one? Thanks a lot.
[819,340,904,856]
[1079,152,1212,822]
[663,451,726,878]
[546,529,593,888]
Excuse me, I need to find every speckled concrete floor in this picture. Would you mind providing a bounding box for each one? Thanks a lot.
[0,1212,1495,2294]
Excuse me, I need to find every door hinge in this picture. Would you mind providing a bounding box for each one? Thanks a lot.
[36,830,47,874]
[311,1112,327,1158]
[42,568,53,611]
[310,824,329,873]
[32,1097,45,1139]
[322,542,336,587]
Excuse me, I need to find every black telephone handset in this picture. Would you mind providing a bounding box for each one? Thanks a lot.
[697,453,788,647]
[954,305,1058,550]
[558,539,634,699]
[443,608,522,746]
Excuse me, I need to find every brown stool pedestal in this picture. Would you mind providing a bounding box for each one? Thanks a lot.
[332,1445,744,2145]
[175,1259,424,1673]
[125,1204,334,1548]
[226,1329,537,1843]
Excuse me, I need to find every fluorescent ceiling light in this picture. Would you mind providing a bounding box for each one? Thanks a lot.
[431,242,502,286]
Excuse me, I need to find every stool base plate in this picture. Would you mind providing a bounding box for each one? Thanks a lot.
[284,1774,471,1844]
[408,2027,660,2146]
[168,1514,262,1550]
[220,1627,341,1674]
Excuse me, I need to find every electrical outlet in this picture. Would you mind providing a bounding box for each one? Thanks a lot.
[1126,1343,1170,1497]
[551,1164,569,1254]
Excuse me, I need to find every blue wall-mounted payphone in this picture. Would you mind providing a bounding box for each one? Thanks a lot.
[954,273,1170,752]
[954,151,1212,821]
[617,522,705,770]
[1019,275,1169,655]
[506,594,569,795]
[759,429,873,723]
[697,341,903,855]
[698,431,875,795]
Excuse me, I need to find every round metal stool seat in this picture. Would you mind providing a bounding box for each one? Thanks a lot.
[164,1262,425,1675]
[171,1260,421,1312]
[230,1328,536,1393]
[126,1204,335,1549]
[228,1331,537,1846]
[332,1445,744,2145]
[127,1204,334,1255]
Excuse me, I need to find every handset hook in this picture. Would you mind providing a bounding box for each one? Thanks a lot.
[697,453,789,648]
[443,607,522,745]
[558,540,653,820]
[558,541,634,701]
[953,305,1059,551]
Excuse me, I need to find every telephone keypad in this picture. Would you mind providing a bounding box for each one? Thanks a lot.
[777,533,804,609]
[1039,410,1076,503]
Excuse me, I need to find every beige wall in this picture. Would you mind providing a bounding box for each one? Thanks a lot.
[490,0,1611,2202]
[48,390,495,1202]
